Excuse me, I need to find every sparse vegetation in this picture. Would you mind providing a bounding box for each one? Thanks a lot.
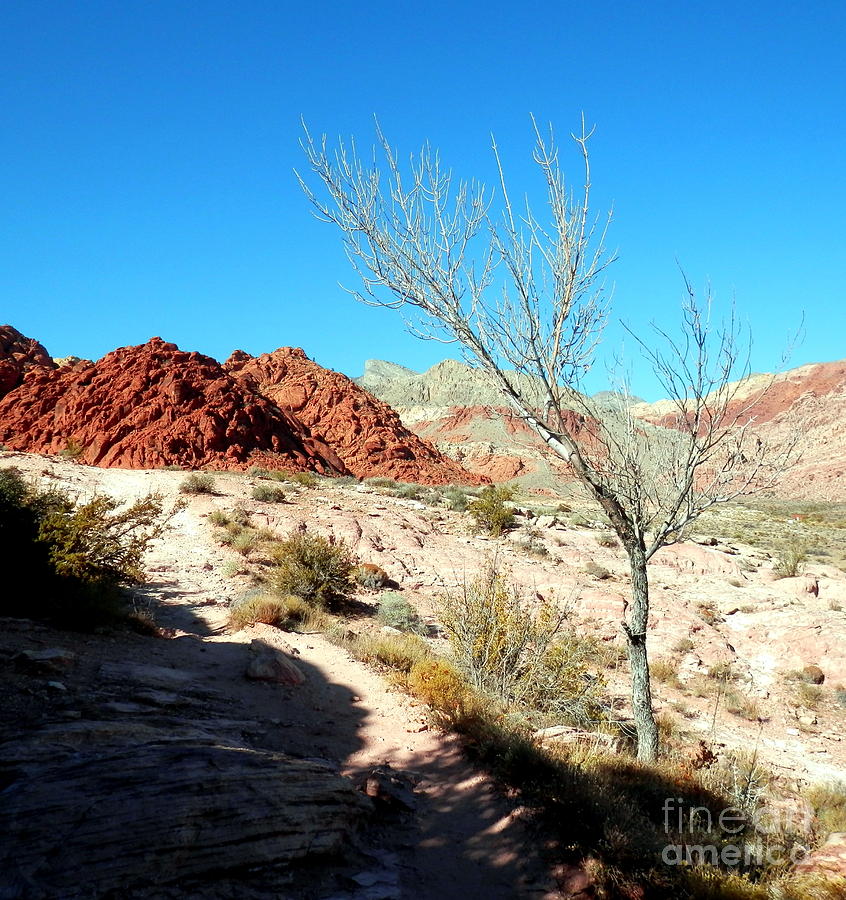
[229,592,322,631]
[180,472,216,495]
[346,631,430,673]
[232,529,259,557]
[251,484,286,503]
[0,466,171,627]
[796,682,824,709]
[437,559,606,727]
[650,657,682,689]
[773,536,808,578]
[287,471,318,488]
[376,592,427,634]
[583,560,611,580]
[58,437,85,460]
[271,529,355,610]
[467,485,515,536]
[208,509,230,527]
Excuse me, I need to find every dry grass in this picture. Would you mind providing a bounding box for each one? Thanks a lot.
[229,593,324,631]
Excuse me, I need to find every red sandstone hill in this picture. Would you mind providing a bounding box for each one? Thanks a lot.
[224,347,484,485]
[0,329,479,483]
[0,337,345,472]
[0,325,56,398]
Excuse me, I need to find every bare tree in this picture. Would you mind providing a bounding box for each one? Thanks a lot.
[298,118,794,762]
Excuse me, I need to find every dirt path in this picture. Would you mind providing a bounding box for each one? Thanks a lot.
[3,455,560,898]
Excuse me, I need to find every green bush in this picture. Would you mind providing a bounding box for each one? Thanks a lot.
[438,558,605,726]
[232,529,259,556]
[180,472,216,495]
[208,509,230,526]
[467,485,515,536]
[0,467,169,627]
[288,471,318,488]
[251,484,286,503]
[377,592,427,634]
[271,529,354,610]
[773,537,808,578]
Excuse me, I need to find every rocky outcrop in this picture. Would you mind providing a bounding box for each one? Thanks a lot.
[0,337,345,473]
[0,325,55,398]
[0,723,371,897]
[225,347,483,485]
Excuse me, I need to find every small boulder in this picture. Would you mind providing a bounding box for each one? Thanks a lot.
[245,639,305,685]
[18,648,77,673]
[802,664,825,685]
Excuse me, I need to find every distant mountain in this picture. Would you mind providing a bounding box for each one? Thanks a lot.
[592,390,646,405]
[355,359,418,395]
[357,356,846,501]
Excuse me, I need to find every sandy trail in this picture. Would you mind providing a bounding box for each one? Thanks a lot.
[10,456,560,898]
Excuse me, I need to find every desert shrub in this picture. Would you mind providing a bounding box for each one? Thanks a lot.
[180,472,216,495]
[836,686,846,708]
[377,592,427,634]
[407,658,479,723]
[514,536,550,558]
[247,466,273,479]
[439,485,473,512]
[707,660,739,682]
[270,529,354,609]
[796,682,824,708]
[583,560,611,580]
[673,637,696,654]
[806,781,846,838]
[221,559,245,578]
[232,529,259,556]
[773,537,808,578]
[365,477,399,489]
[353,562,390,590]
[208,509,230,526]
[229,592,315,631]
[651,657,682,689]
[58,437,85,460]
[288,471,318,488]
[229,505,251,526]
[0,467,169,627]
[467,485,515,536]
[353,631,430,673]
[251,484,286,503]
[596,532,618,548]
[724,690,762,721]
[438,559,605,726]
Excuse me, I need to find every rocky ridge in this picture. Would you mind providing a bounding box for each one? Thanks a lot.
[358,355,846,500]
[0,324,56,398]
[0,328,477,484]
[225,348,482,485]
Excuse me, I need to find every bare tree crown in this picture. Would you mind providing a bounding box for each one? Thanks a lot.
[298,118,794,558]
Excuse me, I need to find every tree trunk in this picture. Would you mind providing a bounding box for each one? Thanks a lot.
[624,542,659,762]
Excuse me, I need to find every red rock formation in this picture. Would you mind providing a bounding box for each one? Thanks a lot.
[0,325,56,398]
[224,348,483,485]
[0,338,345,473]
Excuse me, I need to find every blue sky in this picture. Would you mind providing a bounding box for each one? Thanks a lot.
[2,1,844,400]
